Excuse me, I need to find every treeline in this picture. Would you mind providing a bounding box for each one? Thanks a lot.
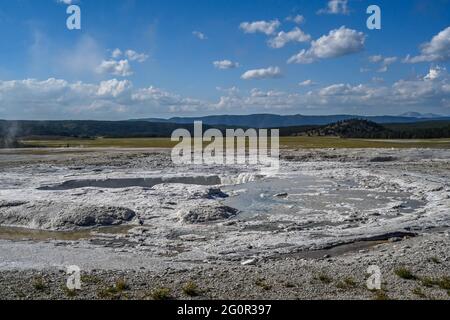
[383,121,450,139]
[367,127,450,139]
[0,120,237,142]
[0,120,194,139]
[1,119,450,148]
[299,119,450,139]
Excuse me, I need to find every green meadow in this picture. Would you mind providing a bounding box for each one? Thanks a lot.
[20,136,450,149]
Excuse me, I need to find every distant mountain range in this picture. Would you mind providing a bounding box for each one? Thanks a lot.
[399,112,444,119]
[131,113,450,128]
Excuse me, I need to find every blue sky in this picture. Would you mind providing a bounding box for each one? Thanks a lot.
[0,0,450,120]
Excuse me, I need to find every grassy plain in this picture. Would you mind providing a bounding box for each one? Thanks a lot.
[20,136,450,149]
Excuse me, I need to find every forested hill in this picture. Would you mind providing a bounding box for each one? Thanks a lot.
[280,119,450,139]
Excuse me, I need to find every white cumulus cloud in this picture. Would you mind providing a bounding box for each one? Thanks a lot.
[213,60,240,69]
[192,31,208,40]
[239,20,281,35]
[96,59,133,77]
[288,26,365,64]
[111,49,148,62]
[124,50,149,62]
[299,80,317,87]
[317,0,350,15]
[97,79,132,97]
[268,27,311,48]
[404,26,450,63]
[111,48,122,59]
[369,55,398,72]
[241,67,282,80]
[424,66,447,81]
[57,0,76,4]
[286,15,305,24]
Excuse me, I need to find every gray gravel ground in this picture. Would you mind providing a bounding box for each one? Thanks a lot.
[1,232,449,300]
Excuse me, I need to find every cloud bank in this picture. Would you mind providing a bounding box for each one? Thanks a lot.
[1,66,448,119]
